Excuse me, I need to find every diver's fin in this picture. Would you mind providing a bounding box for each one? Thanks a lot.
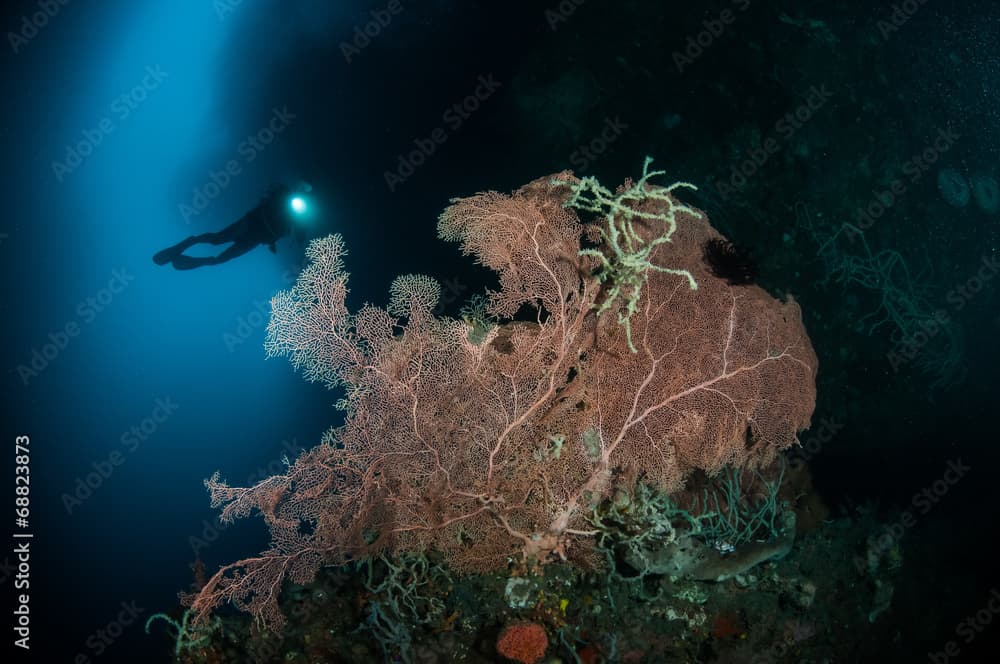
[154,236,198,265]
[171,254,214,270]
[152,247,177,265]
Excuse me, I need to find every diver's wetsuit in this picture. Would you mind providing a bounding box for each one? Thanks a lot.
[154,184,298,270]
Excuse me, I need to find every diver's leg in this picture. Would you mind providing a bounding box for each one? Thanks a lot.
[191,230,237,245]
[154,232,228,265]
[170,238,257,270]
[154,236,200,265]
[170,254,221,270]
[153,219,250,265]
[212,239,258,265]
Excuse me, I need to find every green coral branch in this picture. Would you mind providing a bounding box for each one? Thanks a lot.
[145,609,219,656]
[460,291,498,345]
[557,156,701,352]
[696,461,788,547]
[590,460,788,556]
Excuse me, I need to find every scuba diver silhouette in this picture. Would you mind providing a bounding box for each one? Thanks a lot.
[154,181,313,270]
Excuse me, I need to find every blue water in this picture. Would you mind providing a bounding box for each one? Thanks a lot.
[4,0,1000,662]
[2,1,382,659]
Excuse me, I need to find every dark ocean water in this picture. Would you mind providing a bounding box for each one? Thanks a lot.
[2,1,999,662]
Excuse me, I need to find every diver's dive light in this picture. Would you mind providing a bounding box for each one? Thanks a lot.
[289,196,307,215]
